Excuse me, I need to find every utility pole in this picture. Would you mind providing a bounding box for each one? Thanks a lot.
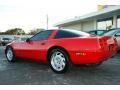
[46,14,48,30]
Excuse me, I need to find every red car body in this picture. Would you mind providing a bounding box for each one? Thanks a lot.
[6,29,117,65]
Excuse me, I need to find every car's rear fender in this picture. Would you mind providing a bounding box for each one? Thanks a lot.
[47,45,74,64]
[46,38,101,64]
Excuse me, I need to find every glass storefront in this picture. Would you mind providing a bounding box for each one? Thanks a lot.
[117,16,120,28]
[97,17,113,30]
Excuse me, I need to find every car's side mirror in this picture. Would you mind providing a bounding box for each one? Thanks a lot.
[26,38,31,42]
[115,33,120,37]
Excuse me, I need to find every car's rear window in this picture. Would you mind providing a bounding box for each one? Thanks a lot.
[55,29,90,39]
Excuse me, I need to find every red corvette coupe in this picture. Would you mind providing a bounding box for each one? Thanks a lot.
[5,29,117,73]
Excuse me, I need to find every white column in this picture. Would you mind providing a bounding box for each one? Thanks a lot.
[94,20,97,30]
[112,15,117,28]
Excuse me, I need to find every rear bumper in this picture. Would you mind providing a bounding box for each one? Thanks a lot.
[70,49,117,65]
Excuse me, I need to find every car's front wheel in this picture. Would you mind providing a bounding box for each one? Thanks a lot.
[49,48,71,74]
[5,47,16,62]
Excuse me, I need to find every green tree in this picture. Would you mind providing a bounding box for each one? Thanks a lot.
[0,32,5,35]
[5,28,25,35]
[28,28,44,35]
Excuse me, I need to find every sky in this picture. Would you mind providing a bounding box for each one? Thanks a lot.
[0,0,120,33]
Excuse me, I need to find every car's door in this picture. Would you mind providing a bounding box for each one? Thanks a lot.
[18,30,53,61]
[115,31,120,49]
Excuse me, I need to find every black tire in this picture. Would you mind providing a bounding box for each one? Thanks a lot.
[48,48,71,74]
[117,50,120,53]
[5,46,16,62]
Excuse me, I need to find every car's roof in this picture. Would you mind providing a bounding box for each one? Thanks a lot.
[47,29,90,37]
[107,28,120,32]
[88,30,107,32]
[102,28,120,36]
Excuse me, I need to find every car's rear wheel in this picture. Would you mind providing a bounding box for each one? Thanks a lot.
[48,48,70,74]
[6,47,16,62]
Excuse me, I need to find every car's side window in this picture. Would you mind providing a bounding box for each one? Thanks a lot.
[30,30,53,41]
[55,30,80,39]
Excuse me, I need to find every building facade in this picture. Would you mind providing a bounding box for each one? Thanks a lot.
[55,5,120,32]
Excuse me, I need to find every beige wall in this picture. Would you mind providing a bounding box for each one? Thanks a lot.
[60,20,95,32]
[61,23,82,31]
[82,20,94,32]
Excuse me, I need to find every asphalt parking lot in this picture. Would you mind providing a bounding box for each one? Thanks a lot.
[0,46,120,85]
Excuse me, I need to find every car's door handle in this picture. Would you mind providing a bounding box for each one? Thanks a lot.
[41,42,45,45]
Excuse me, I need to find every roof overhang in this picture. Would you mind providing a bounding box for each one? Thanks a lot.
[54,6,120,27]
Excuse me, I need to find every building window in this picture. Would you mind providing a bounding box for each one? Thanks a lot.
[117,15,120,28]
[97,17,113,30]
